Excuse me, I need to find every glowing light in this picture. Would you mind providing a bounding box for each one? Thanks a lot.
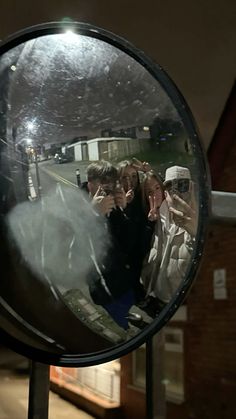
[26,120,37,133]
[25,138,32,145]
[10,65,16,71]
[27,122,35,131]
[63,29,80,43]
[65,30,74,35]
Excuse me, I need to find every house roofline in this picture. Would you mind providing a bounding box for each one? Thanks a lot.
[207,80,236,189]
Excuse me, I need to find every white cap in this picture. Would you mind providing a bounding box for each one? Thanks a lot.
[164,165,191,183]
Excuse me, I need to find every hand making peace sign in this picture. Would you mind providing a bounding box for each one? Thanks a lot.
[125,177,134,203]
[92,186,115,216]
[148,194,159,221]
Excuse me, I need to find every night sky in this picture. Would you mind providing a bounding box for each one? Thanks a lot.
[0,31,181,145]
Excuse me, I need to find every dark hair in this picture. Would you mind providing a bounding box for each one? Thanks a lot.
[87,160,118,182]
[141,170,165,213]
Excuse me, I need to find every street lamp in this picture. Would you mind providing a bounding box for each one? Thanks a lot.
[26,121,41,198]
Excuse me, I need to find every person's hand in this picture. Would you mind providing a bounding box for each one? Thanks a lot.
[148,195,159,221]
[169,194,197,236]
[125,177,134,203]
[132,157,151,172]
[126,189,134,203]
[114,186,127,209]
[92,186,115,216]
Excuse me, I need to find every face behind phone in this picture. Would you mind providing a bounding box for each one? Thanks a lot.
[165,178,192,209]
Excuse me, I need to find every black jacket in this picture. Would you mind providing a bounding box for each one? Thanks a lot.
[81,183,147,305]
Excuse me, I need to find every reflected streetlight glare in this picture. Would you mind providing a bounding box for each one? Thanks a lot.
[63,29,79,42]
[65,30,74,35]
[26,121,36,134]
[27,122,34,131]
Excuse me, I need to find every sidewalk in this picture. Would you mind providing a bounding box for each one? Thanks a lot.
[0,346,94,419]
[0,368,94,419]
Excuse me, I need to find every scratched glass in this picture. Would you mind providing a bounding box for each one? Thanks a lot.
[0,25,208,365]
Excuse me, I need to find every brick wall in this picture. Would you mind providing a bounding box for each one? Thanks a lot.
[185,222,236,419]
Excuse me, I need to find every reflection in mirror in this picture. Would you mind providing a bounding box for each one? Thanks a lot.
[0,30,198,356]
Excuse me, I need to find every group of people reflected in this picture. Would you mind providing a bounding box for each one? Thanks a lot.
[79,157,197,331]
[0,138,197,335]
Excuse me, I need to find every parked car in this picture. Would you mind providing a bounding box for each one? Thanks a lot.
[54,153,73,164]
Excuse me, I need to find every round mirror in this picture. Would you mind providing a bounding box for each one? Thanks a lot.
[0,22,209,366]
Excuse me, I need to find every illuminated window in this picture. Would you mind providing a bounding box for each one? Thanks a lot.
[77,360,120,403]
[132,344,146,389]
[163,327,184,403]
[51,360,120,403]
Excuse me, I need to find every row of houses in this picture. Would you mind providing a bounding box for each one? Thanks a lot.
[64,136,151,162]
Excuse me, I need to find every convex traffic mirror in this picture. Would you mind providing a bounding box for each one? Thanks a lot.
[0,22,209,366]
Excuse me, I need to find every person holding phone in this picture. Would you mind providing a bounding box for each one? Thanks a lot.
[164,165,197,237]
[140,165,197,314]
[81,160,146,330]
[137,171,166,317]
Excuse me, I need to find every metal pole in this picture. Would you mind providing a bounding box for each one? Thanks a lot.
[146,330,166,419]
[146,337,153,419]
[76,168,81,187]
[34,152,42,198]
[28,361,50,419]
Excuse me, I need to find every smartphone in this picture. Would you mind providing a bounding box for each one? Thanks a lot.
[169,179,191,210]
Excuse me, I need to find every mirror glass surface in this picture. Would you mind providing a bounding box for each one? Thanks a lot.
[0,26,208,365]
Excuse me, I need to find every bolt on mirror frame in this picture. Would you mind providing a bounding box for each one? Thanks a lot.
[0,21,211,367]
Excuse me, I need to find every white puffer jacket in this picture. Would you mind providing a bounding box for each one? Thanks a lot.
[141,200,194,303]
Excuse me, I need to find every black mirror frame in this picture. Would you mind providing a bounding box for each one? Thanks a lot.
[0,21,210,366]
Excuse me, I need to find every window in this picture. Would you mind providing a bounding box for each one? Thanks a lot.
[51,360,120,403]
[163,327,184,403]
[132,327,184,403]
[132,344,146,389]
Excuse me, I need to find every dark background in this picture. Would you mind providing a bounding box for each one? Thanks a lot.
[0,0,236,150]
